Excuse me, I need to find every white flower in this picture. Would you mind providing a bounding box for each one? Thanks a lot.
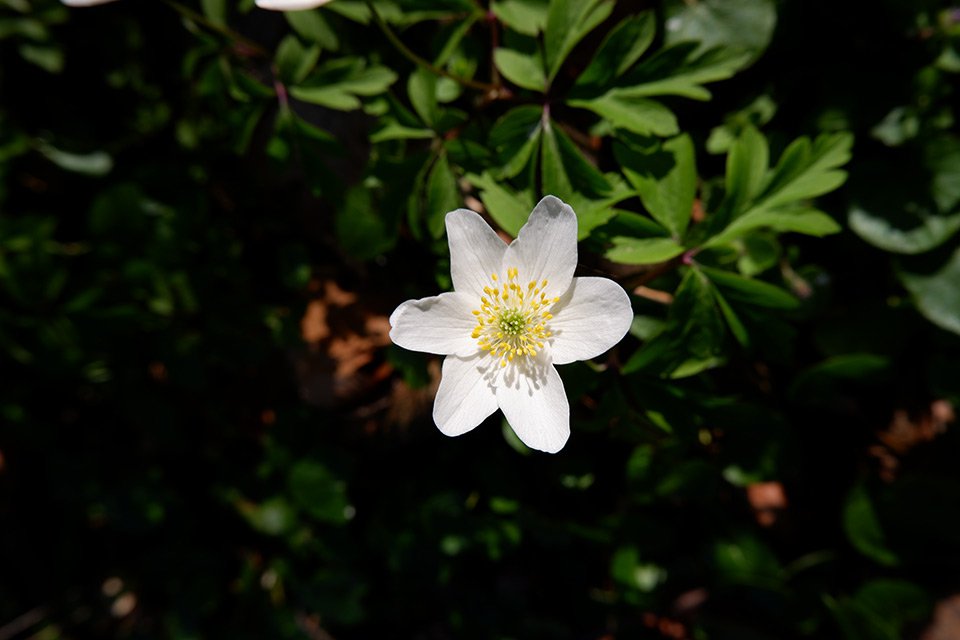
[61,0,333,10]
[254,0,334,10]
[61,0,121,6]
[389,195,633,453]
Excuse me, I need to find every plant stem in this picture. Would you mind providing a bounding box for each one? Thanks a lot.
[163,0,270,59]
[366,1,499,93]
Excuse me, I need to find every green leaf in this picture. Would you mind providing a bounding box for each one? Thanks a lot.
[274,35,321,85]
[291,58,397,111]
[426,153,460,239]
[541,122,572,198]
[288,461,351,524]
[407,67,439,127]
[573,12,656,92]
[615,134,696,238]
[491,0,548,36]
[336,185,397,260]
[843,484,899,566]
[663,0,776,64]
[201,0,227,25]
[606,237,684,265]
[493,48,546,92]
[712,286,749,347]
[849,206,960,255]
[848,138,960,254]
[469,172,534,237]
[898,246,960,335]
[285,9,339,49]
[705,207,841,247]
[700,266,799,309]
[755,132,853,210]
[672,267,724,359]
[724,124,768,215]
[490,105,543,179]
[543,0,615,81]
[569,94,678,137]
[616,43,751,101]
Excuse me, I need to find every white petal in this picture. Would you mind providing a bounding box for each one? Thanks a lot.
[389,292,477,356]
[256,0,333,10]
[434,354,498,437]
[549,277,633,365]
[61,0,121,6]
[503,195,578,296]
[497,357,570,453]
[446,209,508,298]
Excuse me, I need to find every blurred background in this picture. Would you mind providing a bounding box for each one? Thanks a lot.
[2,0,960,638]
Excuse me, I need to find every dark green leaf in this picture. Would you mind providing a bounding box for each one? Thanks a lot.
[615,134,696,237]
[700,266,799,309]
[574,12,656,92]
[898,246,960,335]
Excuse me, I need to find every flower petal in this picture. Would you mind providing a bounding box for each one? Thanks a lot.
[61,0,121,6]
[549,277,633,365]
[447,209,508,298]
[497,357,570,453]
[255,0,333,10]
[434,354,498,437]
[389,292,477,356]
[503,195,578,296]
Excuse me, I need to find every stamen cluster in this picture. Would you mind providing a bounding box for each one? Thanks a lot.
[471,267,560,367]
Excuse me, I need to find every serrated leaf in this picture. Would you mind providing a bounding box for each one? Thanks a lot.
[755,132,853,210]
[493,48,546,92]
[574,12,656,92]
[606,237,684,265]
[291,58,397,111]
[544,0,615,81]
[706,207,841,247]
[569,94,678,137]
[275,36,321,85]
[616,43,751,101]
[615,134,696,238]
[663,0,776,64]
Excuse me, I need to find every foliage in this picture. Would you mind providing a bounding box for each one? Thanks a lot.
[1,0,960,638]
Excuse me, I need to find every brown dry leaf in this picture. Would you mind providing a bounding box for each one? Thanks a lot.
[921,594,960,640]
[293,278,393,409]
[871,399,955,481]
[746,482,788,527]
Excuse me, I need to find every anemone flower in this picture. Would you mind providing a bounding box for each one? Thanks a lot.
[61,0,334,10]
[389,196,633,453]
